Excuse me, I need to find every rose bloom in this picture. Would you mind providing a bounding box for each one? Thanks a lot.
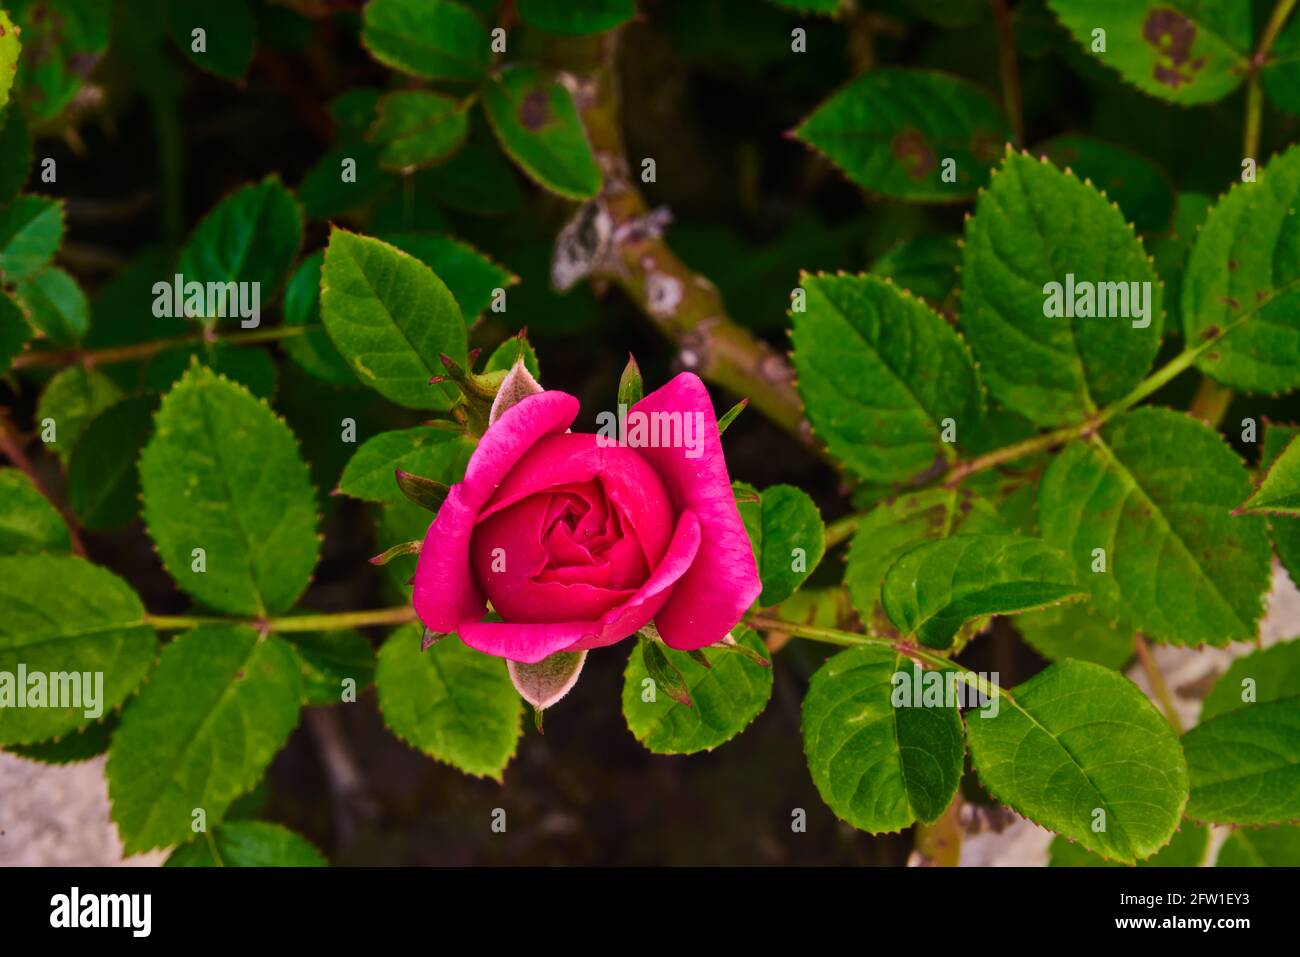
[412,373,760,663]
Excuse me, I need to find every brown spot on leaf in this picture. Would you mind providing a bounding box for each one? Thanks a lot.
[1143,8,1207,89]
[892,129,937,182]
[1221,296,1240,310]
[1200,324,1221,340]
[519,90,550,131]
[1228,259,1237,271]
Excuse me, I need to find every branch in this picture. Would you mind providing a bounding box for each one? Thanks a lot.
[555,31,815,452]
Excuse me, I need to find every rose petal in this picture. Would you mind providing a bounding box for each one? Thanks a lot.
[629,373,761,650]
[470,493,636,621]
[413,391,578,632]
[477,433,675,567]
[460,511,702,663]
[572,509,703,651]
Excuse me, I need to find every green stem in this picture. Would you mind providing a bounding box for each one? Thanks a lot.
[1257,0,1300,69]
[946,336,1215,486]
[1134,633,1184,734]
[1245,76,1263,161]
[266,606,418,633]
[745,614,1010,704]
[824,513,860,549]
[143,605,418,633]
[13,324,312,370]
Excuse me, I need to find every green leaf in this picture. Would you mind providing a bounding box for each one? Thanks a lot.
[368,91,470,172]
[0,468,70,554]
[287,630,377,707]
[1039,408,1271,647]
[14,267,88,346]
[145,342,278,400]
[169,0,257,79]
[959,150,1162,427]
[319,228,468,409]
[0,195,64,282]
[67,396,154,531]
[376,624,522,780]
[793,68,1009,202]
[1261,423,1300,589]
[337,427,474,505]
[766,0,841,11]
[1241,433,1300,515]
[1014,601,1134,670]
[1201,641,1300,721]
[297,141,388,221]
[361,0,490,82]
[802,647,964,833]
[1215,825,1300,866]
[1181,144,1300,392]
[0,287,27,373]
[281,251,355,386]
[176,176,303,322]
[1184,697,1300,825]
[9,717,116,765]
[846,486,1006,634]
[7,0,108,122]
[107,625,304,854]
[516,0,636,35]
[483,334,540,378]
[735,483,825,607]
[36,367,124,465]
[1263,14,1300,115]
[383,232,518,319]
[0,555,157,746]
[483,65,602,200]
[792,272,981,485]
[424,141,523,215]
[1033,135,1174,233]
[638,639,691,707]
[1050,820,1208,867]
[138,364,320,616]
[1148,191,1210,323]
[0,106,33,205]
[165,820,327,867]
[882,534,1084,649]
[1046,0,1250,105]
[967,659,1188,864]
[622,629,773,755]
[869,234,961,305]
[0,10,19,110]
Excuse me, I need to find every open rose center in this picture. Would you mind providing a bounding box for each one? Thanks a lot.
[467,434,675,624]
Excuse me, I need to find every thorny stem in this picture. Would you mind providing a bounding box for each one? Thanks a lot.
[990,0,1024,145]
[11,323,311,370]
[560,31,815,453]
[1134,634,1185,734]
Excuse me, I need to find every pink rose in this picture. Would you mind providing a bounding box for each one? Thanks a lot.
[412,373,761,664]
